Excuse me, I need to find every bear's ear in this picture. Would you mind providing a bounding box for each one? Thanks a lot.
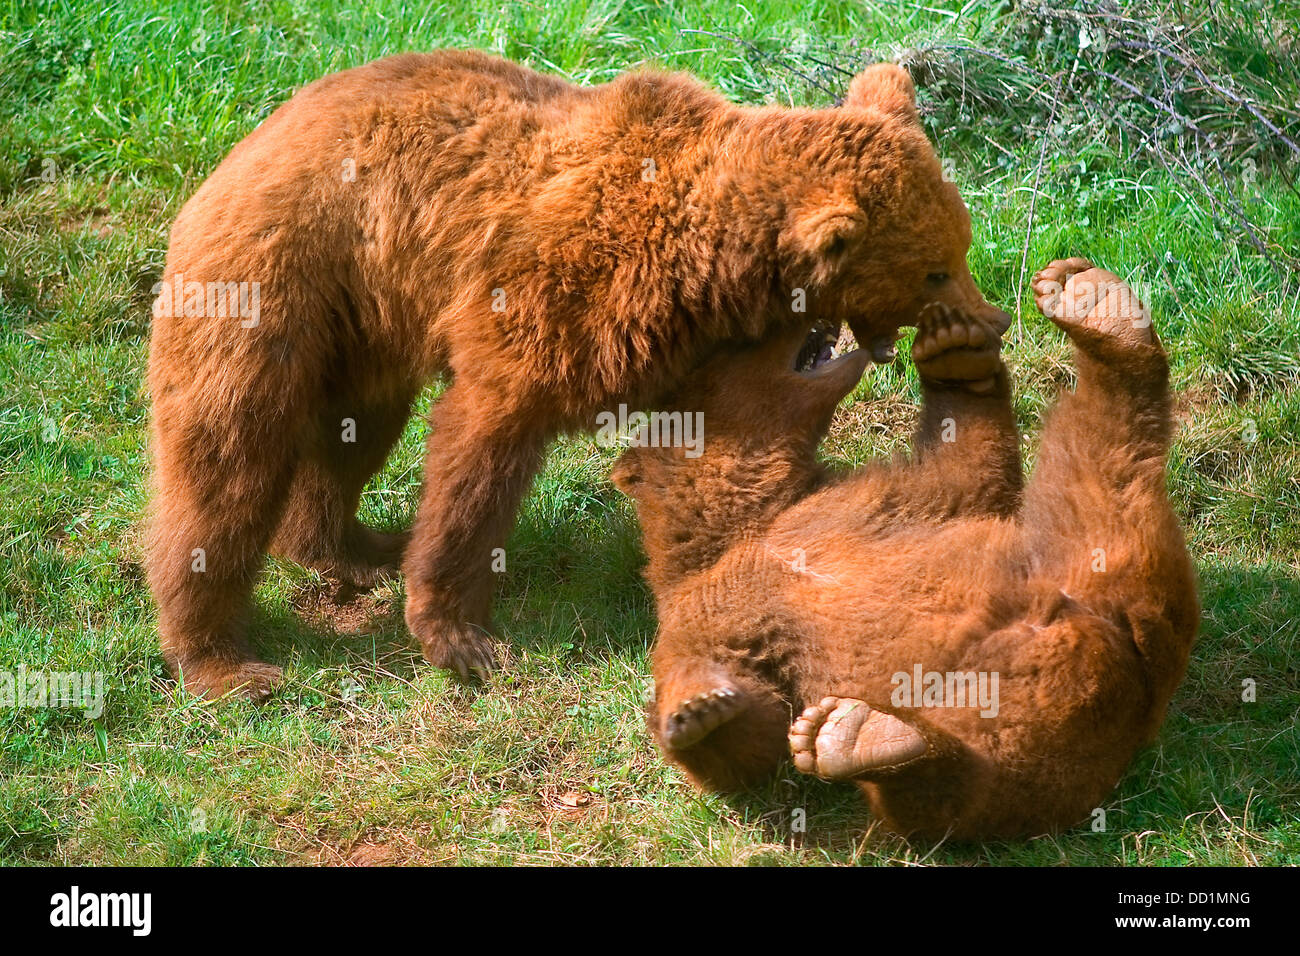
[782,199,866,267]
[844,63,918,124]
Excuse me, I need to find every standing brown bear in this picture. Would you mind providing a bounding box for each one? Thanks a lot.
[148,50,1009,697]
[613,260,1199,839]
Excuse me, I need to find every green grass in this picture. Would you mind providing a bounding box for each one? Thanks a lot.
[2,0,1298,865]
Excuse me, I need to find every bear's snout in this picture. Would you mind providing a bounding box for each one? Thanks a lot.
[984,307,1012,335]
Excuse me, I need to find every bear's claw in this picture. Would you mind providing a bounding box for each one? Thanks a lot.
[178,659,285,701]
[414,619,498,681]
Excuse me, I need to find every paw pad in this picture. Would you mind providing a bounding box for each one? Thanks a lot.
[912,303,1004,390]
[788,696,928,779]
[1032,258,1155,347]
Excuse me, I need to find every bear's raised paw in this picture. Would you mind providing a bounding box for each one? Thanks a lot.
[912,302,1004,393]
[1032,258,1155,348]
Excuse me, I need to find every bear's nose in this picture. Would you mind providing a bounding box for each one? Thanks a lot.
[985,308,1012,335]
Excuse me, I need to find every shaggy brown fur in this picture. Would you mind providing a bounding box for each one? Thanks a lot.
[147,50,1011,696]
[613,260,1199,840]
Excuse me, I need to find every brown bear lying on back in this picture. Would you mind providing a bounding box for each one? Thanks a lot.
[613,259,1199,839]
[147,51,1011,697]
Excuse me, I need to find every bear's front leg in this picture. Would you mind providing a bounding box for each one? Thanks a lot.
[402,379,549,678]
[907,302,1023,517]
[650,629,794,792]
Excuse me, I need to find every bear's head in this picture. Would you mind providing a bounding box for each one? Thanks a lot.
[611,325,868,588]
[772,64,1010,355]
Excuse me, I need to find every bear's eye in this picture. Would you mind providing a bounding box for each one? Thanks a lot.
[926,272,950,284]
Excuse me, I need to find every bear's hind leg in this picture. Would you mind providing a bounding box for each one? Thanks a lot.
[789,697,929,780]
[147,406,301,700]
[1023,260,1179,573]
[270,389,416,587]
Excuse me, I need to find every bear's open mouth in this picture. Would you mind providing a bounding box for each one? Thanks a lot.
[795,324,841,372]
[795,323,899,372]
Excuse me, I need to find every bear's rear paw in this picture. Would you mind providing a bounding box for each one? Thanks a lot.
[410,615,498,681]
[789,697,928,780]
[342,527,410,587]
[279,525,409,589]
[912,303,1004,393]
[177,659,284,702]
[1032,258,1155,348]
[661,686,748,750]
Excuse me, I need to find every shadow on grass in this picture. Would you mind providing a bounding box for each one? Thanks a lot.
[250,592,428,691]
